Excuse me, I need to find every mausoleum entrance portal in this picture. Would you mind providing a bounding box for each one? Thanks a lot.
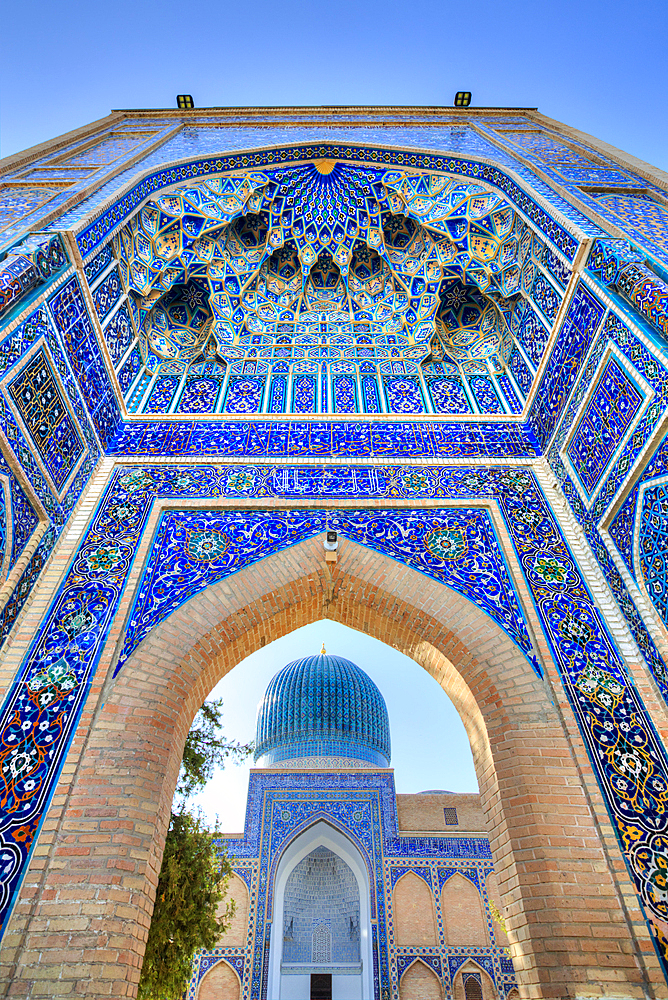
[1,522,663,999]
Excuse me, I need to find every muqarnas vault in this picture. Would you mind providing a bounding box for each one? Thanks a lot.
[1,103,668,999]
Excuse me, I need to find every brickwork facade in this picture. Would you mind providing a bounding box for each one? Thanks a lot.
[0,104,668,998]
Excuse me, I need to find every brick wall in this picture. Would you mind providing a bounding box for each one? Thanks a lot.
[393,873,438,946]
[396,793,485,833]
[0,531,662,998]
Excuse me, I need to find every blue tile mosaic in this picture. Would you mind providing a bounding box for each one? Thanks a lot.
[108,420,540,460]
[92,268,122,321]
[105,163,571,418]
[102,304,134,366]
[639,482,668,633]
[69,143,583,262]
[565,356,644,497]
[511,299,549,368]
[7,348,85,491]
[544,305,668,753]
[0,450,39,578]
[508,347,533,396]
[531,273,561,323]
[595,194,668,265]
[48,277,121,447]
[82,243,113,285]
[587,239,668,343]
[0,304,100,647]
[5,111,668,989]
[0,234,68,320]
[115,506,539,676]
[529,283,605,450]
[255,653,391,766]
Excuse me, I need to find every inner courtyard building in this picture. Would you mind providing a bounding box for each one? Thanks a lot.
[0,103,668,998]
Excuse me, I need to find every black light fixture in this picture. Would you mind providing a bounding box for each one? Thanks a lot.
[454,92,472,108]
[176,94,195,110]
[324,530,339,552]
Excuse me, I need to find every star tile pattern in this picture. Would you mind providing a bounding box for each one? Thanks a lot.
[111,163,565,417]
[565,356,644,497]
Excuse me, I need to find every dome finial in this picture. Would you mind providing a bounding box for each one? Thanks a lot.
[320,643,326,655]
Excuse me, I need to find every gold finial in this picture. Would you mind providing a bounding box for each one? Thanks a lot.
[320,643,327,655]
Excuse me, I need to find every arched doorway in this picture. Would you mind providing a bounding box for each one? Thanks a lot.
[0,534,653,997]
[267,821,374,1000]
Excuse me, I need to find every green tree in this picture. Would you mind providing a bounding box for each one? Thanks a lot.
[175,698,254,804]
[138,699,254,1000]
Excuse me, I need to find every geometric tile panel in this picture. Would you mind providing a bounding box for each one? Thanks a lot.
[7,348,84,491]
[48,277,121,448]
[0,299,101,650]
[0,451,39,580]
[639,482,668,632]
[566,355,644,497]
[545,309,668,705]
[529,283,605,450]
[92,268,122,321]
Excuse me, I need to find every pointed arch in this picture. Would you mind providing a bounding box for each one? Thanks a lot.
[440,872,488,946]
[399,958,443,1000]
[197,959,240,1000]
[452,960,496,1000]
[392,871,437,945]
[216,872,248,947]
[9,535,644,997]
[266,809,376,918]
[266,819,373,1000]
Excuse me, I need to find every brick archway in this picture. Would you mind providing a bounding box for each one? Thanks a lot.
[2,535,653,998]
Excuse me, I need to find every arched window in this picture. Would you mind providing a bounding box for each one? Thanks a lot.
[454,962,495,1000]
[463,972,483,1000]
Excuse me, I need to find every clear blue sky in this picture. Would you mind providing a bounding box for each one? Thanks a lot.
[189,621,478,831]
[1,0,667,171]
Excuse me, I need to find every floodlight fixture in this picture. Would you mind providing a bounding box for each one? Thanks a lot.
[324,531,339,552]
[177,95,195,110]
[454,92,472,108]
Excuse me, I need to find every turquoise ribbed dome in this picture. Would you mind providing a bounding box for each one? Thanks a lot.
[254,652,391,767]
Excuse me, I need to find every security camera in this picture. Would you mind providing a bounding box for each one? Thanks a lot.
[324,531,338,551]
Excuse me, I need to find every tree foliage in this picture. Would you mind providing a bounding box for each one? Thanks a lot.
[138,699,254,1000]
[175,697,254,803]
